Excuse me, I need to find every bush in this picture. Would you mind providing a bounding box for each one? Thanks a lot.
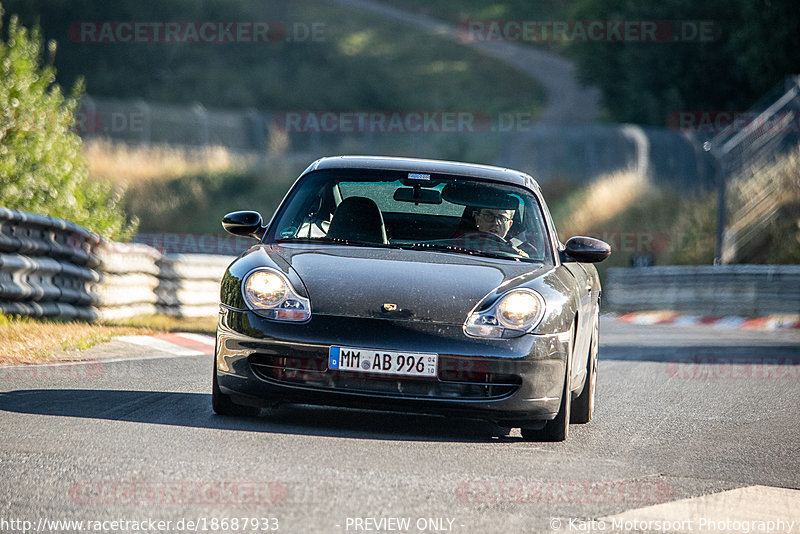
[0,5,136,238]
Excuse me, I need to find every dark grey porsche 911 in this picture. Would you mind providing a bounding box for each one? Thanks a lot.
[213,156,610,441]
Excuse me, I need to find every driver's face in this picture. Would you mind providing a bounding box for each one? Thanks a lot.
[474,208,514,238]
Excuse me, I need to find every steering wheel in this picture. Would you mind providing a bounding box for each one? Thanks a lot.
[459,231,519,253]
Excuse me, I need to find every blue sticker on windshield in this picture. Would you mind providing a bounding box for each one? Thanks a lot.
[280,227,297,237]
[408,173,430,181]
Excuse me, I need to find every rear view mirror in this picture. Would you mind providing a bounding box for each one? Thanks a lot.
[222,210,265,239]
[563,236,611,263]
[393,187,442,205]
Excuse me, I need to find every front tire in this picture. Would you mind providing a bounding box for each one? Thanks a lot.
[212,350,260,417]
[571,313,598,424]
[521,366,571,442]
[521,324,574,442]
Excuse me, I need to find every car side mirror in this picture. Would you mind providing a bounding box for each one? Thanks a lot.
[562,236,611,263]
[222,210,265,239]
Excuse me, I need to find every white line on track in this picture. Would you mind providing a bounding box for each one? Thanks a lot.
[0,351,207,372]
[115,335,208,356]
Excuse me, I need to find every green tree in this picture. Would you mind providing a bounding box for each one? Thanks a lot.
[566,0,800,126]
[0,5,136,238]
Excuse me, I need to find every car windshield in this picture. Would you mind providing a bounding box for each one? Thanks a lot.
[265,170,552,263]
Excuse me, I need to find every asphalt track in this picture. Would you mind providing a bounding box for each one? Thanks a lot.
[1,318,798,533]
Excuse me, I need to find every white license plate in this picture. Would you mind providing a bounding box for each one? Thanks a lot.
[328,346,438,378]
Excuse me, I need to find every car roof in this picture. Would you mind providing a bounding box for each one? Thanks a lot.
[304,155,539,190]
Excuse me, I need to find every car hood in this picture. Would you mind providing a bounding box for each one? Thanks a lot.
[272,244,549,325]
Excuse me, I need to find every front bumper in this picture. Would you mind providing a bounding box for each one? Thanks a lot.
[215,307,571,425]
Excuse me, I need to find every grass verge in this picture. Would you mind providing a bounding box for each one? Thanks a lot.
[0,314,216,366]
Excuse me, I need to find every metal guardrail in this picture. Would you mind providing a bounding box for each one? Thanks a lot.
[0,208,235,320]
[154,254,235,318]
[5,209,799,321]
[95,247,235,319]
[605,265,800,316]
[1,208,101,320]
[0,207,101,266]
[710,75,800,263]
[94,242,161,320]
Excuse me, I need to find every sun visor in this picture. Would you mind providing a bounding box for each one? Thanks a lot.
[441,182,519,209]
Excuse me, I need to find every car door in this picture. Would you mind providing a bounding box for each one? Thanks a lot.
[538,192,593,386]
[561,260,593,379]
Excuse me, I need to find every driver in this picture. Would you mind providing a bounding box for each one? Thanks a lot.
[460,207,530,258]
[474,208,514,239]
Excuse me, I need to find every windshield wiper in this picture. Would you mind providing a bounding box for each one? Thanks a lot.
[275,237,388,247]
[398,242,524,261]
[276,238,537,261]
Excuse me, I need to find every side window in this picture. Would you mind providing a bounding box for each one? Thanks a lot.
[293,185,334,238]
[523,199,547,252]
[543,200,560,246]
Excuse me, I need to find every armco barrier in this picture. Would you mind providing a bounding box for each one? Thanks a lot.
[94,245,236,319]
[6,209,800,321]
[94,241,161,319]
[153,254,235,318]
[0,208,236,320]
[605,265,800,316]
[1,208,101,320]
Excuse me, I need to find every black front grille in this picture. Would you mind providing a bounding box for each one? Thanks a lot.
[249,353,328,381]
[248,353,521,400]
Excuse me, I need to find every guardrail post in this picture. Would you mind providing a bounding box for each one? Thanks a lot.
[193,102,209,148]
[135,99,151,144]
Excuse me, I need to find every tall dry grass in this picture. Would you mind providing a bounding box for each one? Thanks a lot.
[550,144,800,267]
[84,139,256,186]
[0,316,146,364]
[554,170,652,238]
[731,145,800,263]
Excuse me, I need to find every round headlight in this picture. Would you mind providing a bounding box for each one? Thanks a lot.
[244,271,287,308]
[496,290,542,329]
